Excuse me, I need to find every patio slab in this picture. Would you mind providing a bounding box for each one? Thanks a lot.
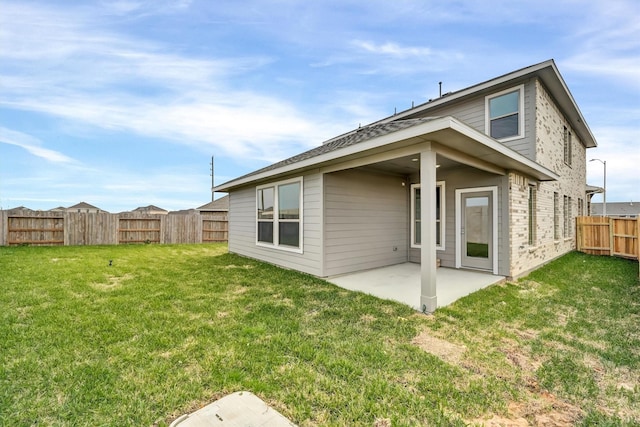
[327,263,505,310]
[169,391,296,427]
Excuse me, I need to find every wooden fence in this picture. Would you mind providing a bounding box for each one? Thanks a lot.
[0,210,228,246]
[576,216,639,262]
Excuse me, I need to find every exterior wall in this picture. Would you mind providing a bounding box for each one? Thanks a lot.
[323,169,408,277]
[508,79,588,277]
[228,172,323,276]
[404,78,537,161]
[408,167,511,276]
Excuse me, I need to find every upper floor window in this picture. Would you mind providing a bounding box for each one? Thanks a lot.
[563,126,572,166]
[485,85,524,141]
[257,177,303,252]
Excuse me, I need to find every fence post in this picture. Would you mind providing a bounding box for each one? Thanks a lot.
[0,210,6,246]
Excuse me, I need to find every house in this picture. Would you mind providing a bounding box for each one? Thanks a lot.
[215,59,597,312]
[591,202,640,218]
[197,195,229,215]
[131,205,168,215]
[66,202,104,213]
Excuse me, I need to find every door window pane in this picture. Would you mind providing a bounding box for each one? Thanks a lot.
[465,196,489,258]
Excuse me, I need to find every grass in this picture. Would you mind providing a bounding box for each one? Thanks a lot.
[0,245,638,426]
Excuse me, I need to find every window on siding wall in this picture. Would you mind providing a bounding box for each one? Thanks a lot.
[411,182,445,250]
[256,178,303,252]
[528,185,537,246]
[563,126,572,166]
[486,85,524,141]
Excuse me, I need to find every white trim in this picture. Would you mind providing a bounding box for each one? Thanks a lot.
[485,84,525,142]
[256,176,304,254]
[455,186,499,274]
[411,182,445,251]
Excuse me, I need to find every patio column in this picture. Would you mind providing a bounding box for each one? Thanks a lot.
[420,146,437,313]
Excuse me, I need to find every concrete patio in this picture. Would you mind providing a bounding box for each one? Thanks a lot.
[327,263,505,311]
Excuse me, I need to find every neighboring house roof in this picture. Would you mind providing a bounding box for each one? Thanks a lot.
[591,202,640,217]
[67,202,101,211]
[5,206,32,213]
[169,208,199,215]
[132,205,168,213]
[586,185,604,196]
[215,116,559,192]
[49,206,67,211]
[197,195,229,211]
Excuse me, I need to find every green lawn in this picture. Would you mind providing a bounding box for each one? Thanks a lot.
[0,244,638,426]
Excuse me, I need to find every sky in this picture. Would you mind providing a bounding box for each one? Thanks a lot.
[1,0,638,213]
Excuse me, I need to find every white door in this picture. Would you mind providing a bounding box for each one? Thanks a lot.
[456,187,497,272]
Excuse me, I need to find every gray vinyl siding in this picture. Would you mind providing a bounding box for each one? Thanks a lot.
[403,78,537,162]
[228,172,323,276]
[324,169,408,277]
[408,167,510,276]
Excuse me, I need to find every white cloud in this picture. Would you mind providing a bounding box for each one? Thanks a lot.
[0,2,331,163]
[0,127,76,164]
[352,40,433,59]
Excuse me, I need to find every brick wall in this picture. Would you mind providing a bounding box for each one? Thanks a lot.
[508,80,587,277]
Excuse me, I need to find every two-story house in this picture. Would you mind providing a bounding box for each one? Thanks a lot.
[214,59,597,312]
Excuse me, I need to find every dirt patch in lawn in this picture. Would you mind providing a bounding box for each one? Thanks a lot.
[470,392,583,426]
[92,273,134,290]
[412,329,584,426]
[411,330,467,365]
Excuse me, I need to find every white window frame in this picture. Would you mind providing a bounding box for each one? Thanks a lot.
[256,176,303,254]
[485,85,525,142]
[410,181,445,251]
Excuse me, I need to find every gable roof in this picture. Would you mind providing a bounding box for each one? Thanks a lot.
[380,59,596,149]
[215,60,586,193]
[197,195,229,211]
[132,205,168,213]
[591,202,640,217]
[67,202,101,210]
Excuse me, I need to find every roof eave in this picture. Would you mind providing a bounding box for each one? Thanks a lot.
[215,116,558,192]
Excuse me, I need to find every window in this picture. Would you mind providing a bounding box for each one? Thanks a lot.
[528,185,537,246]
[486,85,524,141]
[411,182,445,250]
[563,126,572,166]
[578,198,584,217]
[256,178,302,251]
[563,195,572,238]
[554,192,560,240]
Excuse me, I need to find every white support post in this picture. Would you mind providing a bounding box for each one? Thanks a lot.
[420,146,437,313]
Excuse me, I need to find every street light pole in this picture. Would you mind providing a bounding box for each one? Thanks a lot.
[590,158,607,217]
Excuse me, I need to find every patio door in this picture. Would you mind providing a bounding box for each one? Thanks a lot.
[456,187,497,272]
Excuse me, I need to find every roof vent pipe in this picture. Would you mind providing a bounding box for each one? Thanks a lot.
[439,81,442,97]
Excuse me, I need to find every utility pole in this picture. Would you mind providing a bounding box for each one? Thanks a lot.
[210,156,215,202]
